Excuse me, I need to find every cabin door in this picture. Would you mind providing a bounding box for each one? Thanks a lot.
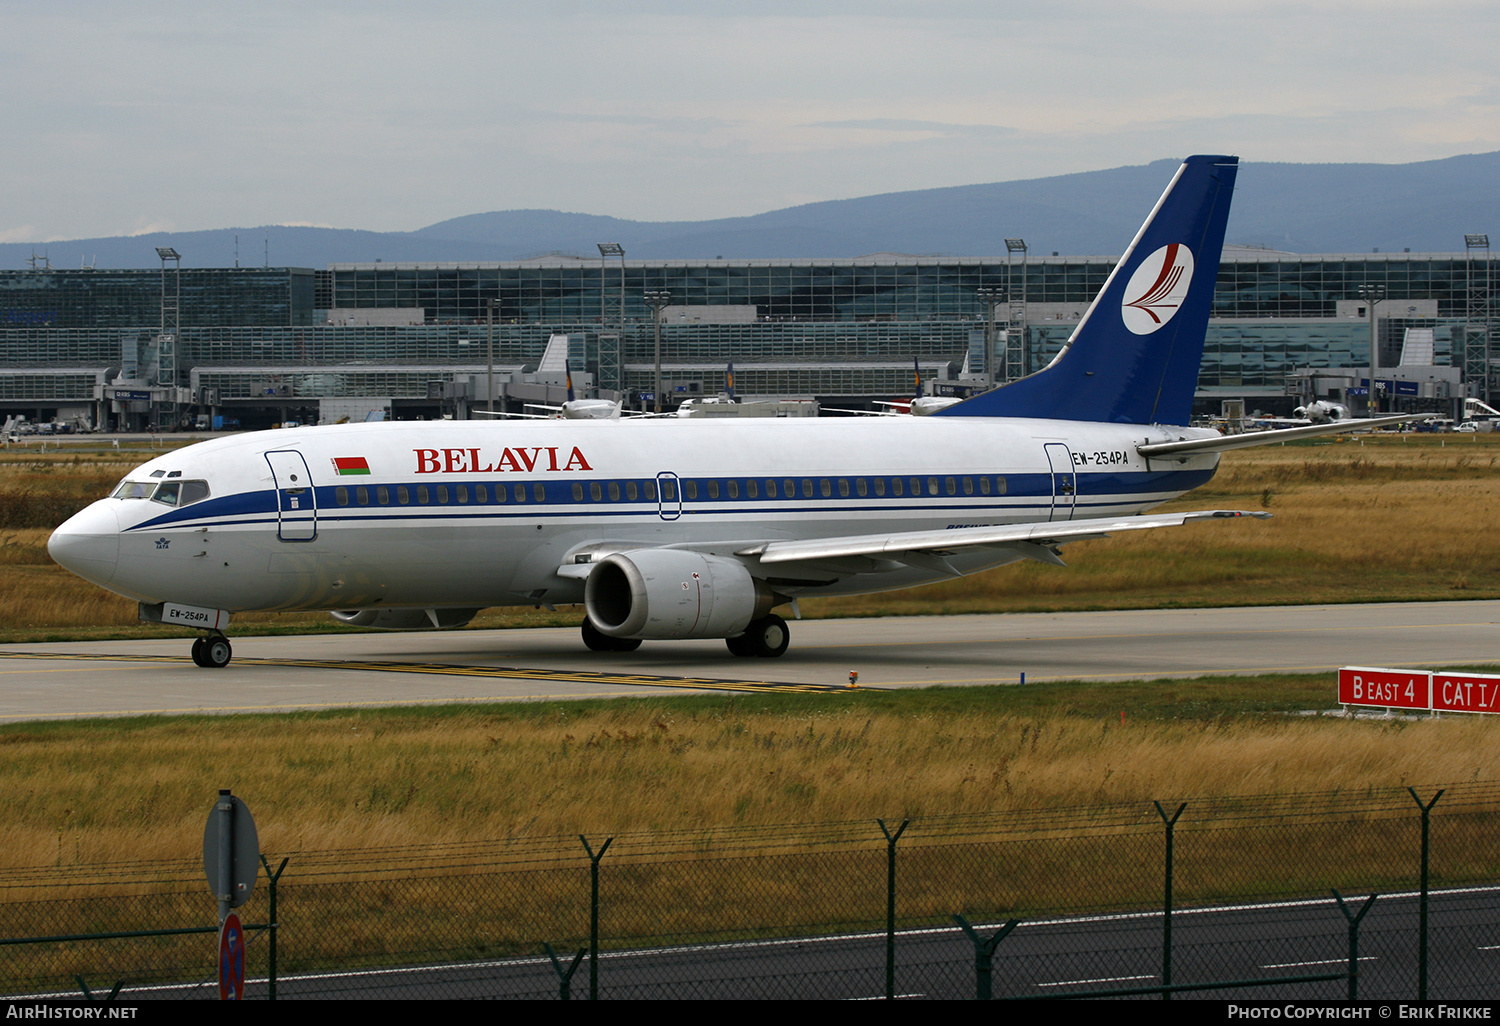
[265,450,318,541]
[656,472,682,521]
[1044,443,1078,522]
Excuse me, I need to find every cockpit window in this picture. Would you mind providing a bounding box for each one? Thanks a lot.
[150,480,211,507]
[114,478,210,504]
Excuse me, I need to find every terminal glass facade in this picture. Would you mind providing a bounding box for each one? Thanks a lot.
[0,253,1492,415]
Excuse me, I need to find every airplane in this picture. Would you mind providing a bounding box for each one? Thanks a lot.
[48,155,1418,669]
[877,359,963,416]
[473,359,625,420]
[1249,400,1352,428]
[827,359,964,417]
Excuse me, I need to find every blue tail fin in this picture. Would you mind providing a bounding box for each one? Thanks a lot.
[936,154,1238,426]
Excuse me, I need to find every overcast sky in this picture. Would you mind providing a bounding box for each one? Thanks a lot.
[3,1,1497,242]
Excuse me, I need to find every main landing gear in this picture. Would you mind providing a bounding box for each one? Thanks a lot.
[725,614,790,658]
[191,632,233,668]
[577,614,791,657]
[581,618,642,653]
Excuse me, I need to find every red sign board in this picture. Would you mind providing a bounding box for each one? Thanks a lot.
[1433,672,1500,715]
[1337,667,1430,710]
[219,912,245,1001]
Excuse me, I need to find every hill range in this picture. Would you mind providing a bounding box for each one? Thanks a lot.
[5,152,1497,270]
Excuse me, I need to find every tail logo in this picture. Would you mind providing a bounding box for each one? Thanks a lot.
[1120,243,1194,335]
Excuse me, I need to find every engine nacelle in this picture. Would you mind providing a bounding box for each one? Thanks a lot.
[330,607,479,631]
[584,549,776,640]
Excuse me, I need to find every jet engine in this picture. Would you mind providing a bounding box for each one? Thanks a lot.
[330,607,480,630]
[584,549,779,640]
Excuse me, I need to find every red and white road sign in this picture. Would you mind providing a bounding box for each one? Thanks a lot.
[1433,672,1500,715]
[1337,667,1431,710]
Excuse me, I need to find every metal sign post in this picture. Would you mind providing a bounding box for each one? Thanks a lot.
[204,790,259,1000]
[203,790,260,921]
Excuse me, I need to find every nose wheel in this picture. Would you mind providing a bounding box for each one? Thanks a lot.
[191,633,233,668]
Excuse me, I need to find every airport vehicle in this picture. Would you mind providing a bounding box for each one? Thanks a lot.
[49,155,1411,669]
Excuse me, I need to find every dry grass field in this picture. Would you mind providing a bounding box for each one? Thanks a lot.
[4,682,1499,870]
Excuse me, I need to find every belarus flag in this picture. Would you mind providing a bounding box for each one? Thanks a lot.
[332,457,371,476]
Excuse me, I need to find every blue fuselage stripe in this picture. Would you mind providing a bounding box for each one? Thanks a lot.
[123,468,1215,532]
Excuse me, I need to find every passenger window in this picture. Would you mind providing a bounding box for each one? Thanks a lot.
[457,485,469,504]
[436,485,449,504]
[533,483,545,502]
[608,482,621,501]
[417,485,430,504]
[746,480,757,499]
[377,486,390,505]
[766,479,778,498]
[707,481,720,499]
[873,478,886,497]
[356,486,370,505]
[945,477,956,496]
[685,481,699,500]
[820,479,832,498]
[573,483,585,501]
[892,478,904,497]
[514,484,527,503]
[727,480,739,499]
[979,477,991,496]
[838,479,849,498]
[644,480,657,501]
[856,479,867,497]
[962,477,973,495]
[476,484,487,503]
[627,481,639,501]
[335,486,349,506]
[590,482,603,502]
[994,476,1008,495]
[398,485,410,504]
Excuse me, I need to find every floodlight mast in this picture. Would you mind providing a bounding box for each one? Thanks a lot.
[596,244,625,392]
[644,290,671,413]
[156,247,181,432]
[976,286,1004,387]
[1358,284,1385,415]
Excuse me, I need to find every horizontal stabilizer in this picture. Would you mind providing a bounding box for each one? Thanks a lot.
[1138,414,1435,459]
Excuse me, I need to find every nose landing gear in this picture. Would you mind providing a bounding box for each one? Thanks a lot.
[191,632,233,668]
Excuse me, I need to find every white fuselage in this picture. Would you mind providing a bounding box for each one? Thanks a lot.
[49,417,1220,615]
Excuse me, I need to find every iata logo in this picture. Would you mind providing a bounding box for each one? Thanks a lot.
[1120,243,1194,335]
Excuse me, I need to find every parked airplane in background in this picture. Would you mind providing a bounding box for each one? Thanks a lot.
[48,155,1413,669]
[868,359,963,416]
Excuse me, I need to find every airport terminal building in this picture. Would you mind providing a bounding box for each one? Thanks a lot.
[0,247,1493,430]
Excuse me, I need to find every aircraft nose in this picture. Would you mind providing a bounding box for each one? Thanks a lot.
[48,502,121,587]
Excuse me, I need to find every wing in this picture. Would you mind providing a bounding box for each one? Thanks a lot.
[732,509,1269,575]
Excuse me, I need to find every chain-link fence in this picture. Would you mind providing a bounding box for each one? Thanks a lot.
[3,782,1497,1000]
